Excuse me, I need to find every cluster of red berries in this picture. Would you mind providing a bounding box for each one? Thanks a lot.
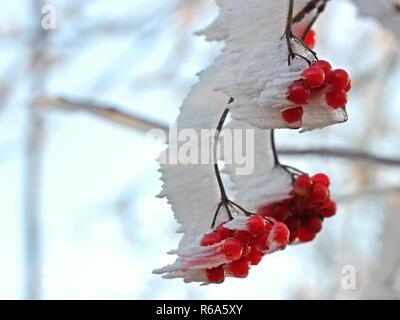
[258,173,336,244]
[201,217,289,284]
[281,60,352,126]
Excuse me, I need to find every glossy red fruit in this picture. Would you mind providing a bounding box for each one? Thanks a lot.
[226,258,250,278]
[287,82,310,104]
[320,200,337,218]
[233,230,252,245]
[248,248,263,265]
[304,217,323,233]
[222,237,243,261]
[294,175,313,196]
[344,79,352,93]
[327,69,350,90]
[310,184,329,203]
[297,227,316,242]
[289,231,298,243]
[304,29,316,48]
[247,215,267,236]
[312,60,332,78]
[281,106,304,124]
[241,244,251,257]
[285,216,301,232]
[215,223,232,239]
[312,173,330,187]
[325,90,347,109]
[205,266,225,284]
[269,223,289,249]
[269,203,290,222]
[200,233,221,246]
[258,205,273,217]
[302,66,325,88]
[254,234,269,252]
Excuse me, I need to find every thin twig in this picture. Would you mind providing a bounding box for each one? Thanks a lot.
[278,148,400,167]
[34,96,168,132]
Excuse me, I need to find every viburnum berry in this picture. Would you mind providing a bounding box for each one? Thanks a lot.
[226,257,250,278]
[248,248,263,266]
[287,82,310,104]
[285,216,301,233]
[304,217,323,233]
[281,106,303,124]
[200,233,221,246]
[269,223,290,249]
[312,173,330,187]
[297,227,316,243]
[304,29,316,48]
[302,66,325,88]
[327,69,350,90]
[234,230,252,244]
[222,237,243,261]
[269,203,290,221]
[310,184,330,203]
[205,266,225,284]
[325,90,348,109]
[320,200,337,218]
[216,223,232,239]
[247,215,267,236]
[312,60,332,78]
[241,244,251,257]
[294,174,313,196]
[344,79,352,93]
[254,234,269,252]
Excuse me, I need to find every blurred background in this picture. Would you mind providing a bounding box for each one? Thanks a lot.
[0,0,400,299]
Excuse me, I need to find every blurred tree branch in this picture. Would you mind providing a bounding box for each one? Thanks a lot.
[34,96,168,132]
[34,95,400,167]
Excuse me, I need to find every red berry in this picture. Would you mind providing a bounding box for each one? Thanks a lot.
[312,173,330,187]
[254,234,269,252]
[325,90,348,109]
[294,174,313,196]
[312,60,332,78]
[242,244,251,257]
[344,79,352,93]
[304,217,323,233]
[233,230,252,245]
[327,69,350,90]
[268,202,290,222]
[320,200,337,218]
[304,29,316,48]
[247,215,267,236]
[205,266,225,284]
[289,231,298,243]
[248,248,263,265]
[200,233,221,246]
[297,227,316,242]
[302,66,325,88]
[215,223,232,239]
[287,82,310,104]
[281,106,303,125]
[258,205,273,217]
[269,223,289,249]
[226,258,250,278]
[222,237,243,261]
[285,216,301,232]
[310,184,329,203]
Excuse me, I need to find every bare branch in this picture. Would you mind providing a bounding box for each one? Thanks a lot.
[33,96,168,132]
[279,148,400,167]
[34,97,400,168]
